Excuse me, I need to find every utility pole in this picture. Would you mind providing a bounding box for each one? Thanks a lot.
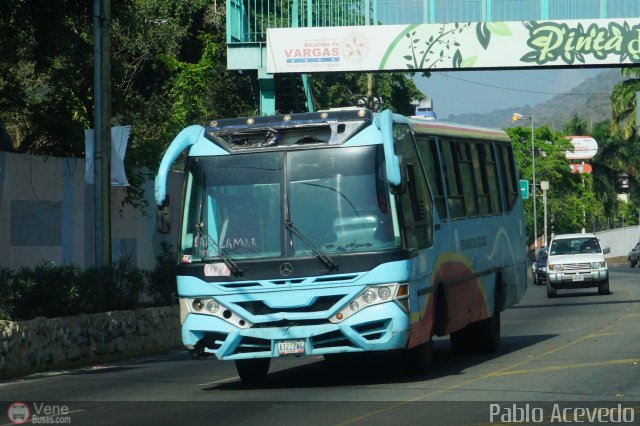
[93,0,112,267]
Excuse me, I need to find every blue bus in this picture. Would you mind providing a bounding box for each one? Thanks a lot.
[155,108,527,384]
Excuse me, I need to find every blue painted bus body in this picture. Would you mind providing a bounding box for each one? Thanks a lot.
[156,108,527,365]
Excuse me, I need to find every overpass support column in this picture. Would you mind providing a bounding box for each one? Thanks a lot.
[258,68,275,115]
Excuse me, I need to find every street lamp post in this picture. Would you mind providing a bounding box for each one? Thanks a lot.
[512,113,537,251]
[541,180,549,247]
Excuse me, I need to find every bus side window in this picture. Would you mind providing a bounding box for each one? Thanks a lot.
[470,143,495,216]
[482,144,503,214]
[393,124,433,249]
[415,135,447,221]
[458,142,479,218]
[441,139,466,219]
[497,144,519,211]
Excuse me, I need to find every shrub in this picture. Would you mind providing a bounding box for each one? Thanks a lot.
[10,262,80,320]
[146,242,178,306]
[0,249,177,321]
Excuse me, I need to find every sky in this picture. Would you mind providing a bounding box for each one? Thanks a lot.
[413,68,603,119]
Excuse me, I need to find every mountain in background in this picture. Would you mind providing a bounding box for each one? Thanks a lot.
[440,68,623,131]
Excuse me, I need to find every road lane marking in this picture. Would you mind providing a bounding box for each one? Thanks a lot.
[335,290,638,426]
[487,358,640,377]
[587,331,623,337]
[198,376,239,386]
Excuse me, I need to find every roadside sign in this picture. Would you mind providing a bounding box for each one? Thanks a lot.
[570,163,592,174]
[519,179,529,199]
[564,136,598,160]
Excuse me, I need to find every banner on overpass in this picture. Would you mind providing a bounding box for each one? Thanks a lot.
[267,18,640,73]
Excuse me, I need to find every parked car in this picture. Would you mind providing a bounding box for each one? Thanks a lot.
[531,247,548,285]
[546,233,610,298]
[628,242,640,268]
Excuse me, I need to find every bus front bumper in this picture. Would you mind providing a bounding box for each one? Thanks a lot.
[182,302,410,360]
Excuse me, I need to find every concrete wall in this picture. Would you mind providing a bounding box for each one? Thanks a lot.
[0,152,184,271]
[596,225,640,259]
[0,306,181,379]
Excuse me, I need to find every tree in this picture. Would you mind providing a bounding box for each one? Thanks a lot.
[310,72,425,115]
[611,68,640,141]
[0,1,430,212]
[507,124,596,240]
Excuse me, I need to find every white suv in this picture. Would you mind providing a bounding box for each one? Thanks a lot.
[546,233,610,298]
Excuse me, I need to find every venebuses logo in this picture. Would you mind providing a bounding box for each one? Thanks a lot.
[7,402,30,424]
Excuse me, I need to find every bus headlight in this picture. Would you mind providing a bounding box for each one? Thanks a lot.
[183,297,250,329]
[206,300,219,314]
[330,283,407,323]
[363,290,376,303]
[192,299,204,311]
[378,287,392,300]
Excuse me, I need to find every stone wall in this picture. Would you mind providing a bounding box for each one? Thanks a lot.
[0,306,181,379]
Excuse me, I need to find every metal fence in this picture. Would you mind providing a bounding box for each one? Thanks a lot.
[227,0,640,43]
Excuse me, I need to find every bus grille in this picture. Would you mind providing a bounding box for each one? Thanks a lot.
[200,332,227,350]
[233,336,271,354]
[352,320,389,341]
[234,295,345,315]
[312,330,355,349]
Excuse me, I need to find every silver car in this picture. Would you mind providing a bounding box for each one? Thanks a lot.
[546,233,610,298]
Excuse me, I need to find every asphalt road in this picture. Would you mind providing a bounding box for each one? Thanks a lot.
[1,267,639,425]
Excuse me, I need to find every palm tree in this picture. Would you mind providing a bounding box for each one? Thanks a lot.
[610,68,640,140]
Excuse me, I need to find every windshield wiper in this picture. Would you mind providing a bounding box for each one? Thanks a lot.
[195,222,243,276]
[285,219,338,271]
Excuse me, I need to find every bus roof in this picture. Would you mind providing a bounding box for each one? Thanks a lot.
[409,118,511,142]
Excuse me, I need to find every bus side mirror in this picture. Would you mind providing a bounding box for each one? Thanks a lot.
[391,158,408,195]
[156,195,171,234]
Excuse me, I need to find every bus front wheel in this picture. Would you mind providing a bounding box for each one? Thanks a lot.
[406,340,433,374]
[235,358,270,386]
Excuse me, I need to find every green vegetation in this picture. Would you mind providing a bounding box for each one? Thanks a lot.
[0,244,177,321]
[1,2,639,315]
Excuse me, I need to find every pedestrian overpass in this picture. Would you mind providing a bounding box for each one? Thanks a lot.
[226,0,640,114]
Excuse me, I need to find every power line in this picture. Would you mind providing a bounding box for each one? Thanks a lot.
[435,73,610,96]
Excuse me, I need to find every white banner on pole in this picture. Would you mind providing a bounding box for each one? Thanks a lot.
[84,125,131,186]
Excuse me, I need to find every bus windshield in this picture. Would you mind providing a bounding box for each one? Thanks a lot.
[180,145,400,262]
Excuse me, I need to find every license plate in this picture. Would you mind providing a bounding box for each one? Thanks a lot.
[277,340,305,355]
[572,275,585,282]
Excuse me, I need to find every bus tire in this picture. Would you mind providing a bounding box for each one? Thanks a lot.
[475,307,501,353]
[450,326,474,355]
[235,358,270,386]
[407,340,433,374]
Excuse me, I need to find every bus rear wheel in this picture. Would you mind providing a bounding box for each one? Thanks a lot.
[475,307,501,353]
[235,358,270,386]
[450,326,474,355]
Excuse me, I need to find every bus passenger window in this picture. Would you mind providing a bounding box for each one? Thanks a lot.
[458,143,479,217]
[471,143,491,216]
[441,140,465,219]
[393,124,433,249]
[416,136,447,221]
[497,145,518,211]
[482,144,503,214]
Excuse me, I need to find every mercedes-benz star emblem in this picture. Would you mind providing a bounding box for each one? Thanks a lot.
[279,262,293,277]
